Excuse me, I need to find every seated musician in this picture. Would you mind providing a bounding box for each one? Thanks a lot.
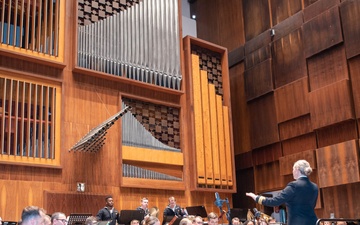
[163,197,187,218]
[136,197,150,218]
[207,212,218,225]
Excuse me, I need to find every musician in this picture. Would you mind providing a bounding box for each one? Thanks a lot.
[179,218,192,225]
[136,197,150,216]
[163,197,186,218]
[207,212,218,225]
[246,159,318,225]
[96,195,120,225]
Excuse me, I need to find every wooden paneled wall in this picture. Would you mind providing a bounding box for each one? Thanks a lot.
[192,0,360,219]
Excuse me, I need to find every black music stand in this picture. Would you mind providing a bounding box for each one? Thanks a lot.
[162,216,182,225]
[230,208,247,223]
[2,221,17,225]
[118,210,144,225]
[68,213,92,225]
[185,206,207,218]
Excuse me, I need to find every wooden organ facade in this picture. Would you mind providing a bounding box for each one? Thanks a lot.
[0,0,235,222]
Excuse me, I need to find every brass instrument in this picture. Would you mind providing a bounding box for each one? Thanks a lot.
[247,209,274,223]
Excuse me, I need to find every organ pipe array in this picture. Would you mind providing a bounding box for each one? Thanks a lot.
[77,0,182,90]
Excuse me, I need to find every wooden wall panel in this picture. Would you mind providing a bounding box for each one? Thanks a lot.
[349,56,360,118]
[271,11,303,42]
[244,59,273,101]
[248,94,279,149]
[244,30,271,55]
[278,114,313,140]
[254,162,286,193]
[282,133,317,156]
[303,0,340,22]
[230,64,251,154]
[252,143,282,166]
[232,168,255,208]
[245,45,271,70]
[274,77,309,123]
[272,29,307,88]
[235,151,253,170]
[309,79,355,129]
[308,45,349,91]
[304,0,320,8]
[316,120,358,148]
[303,6,343,58]
[340,0,360,59]
[316,140,360,188]
[242,0,271,41]
[279,150,316,175]
[270,0,301,26]
[322,182,360,218]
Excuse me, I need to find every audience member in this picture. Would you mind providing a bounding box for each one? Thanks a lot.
[42,215,51,225]
[144,216,160,225]
[179,218,192,225]
[270,206,280,222]
[96,195,120,225]
[51,212,67,225]
[207,212,218,225]
[21,206,46,225]
[0,216,2,225]
[242,221,254,225]
[163,197,186,218]
[85,216,98,225]
[131,220,140,225]
[149,207,159,218]
[231,217,241,225]
[336,222,347,225]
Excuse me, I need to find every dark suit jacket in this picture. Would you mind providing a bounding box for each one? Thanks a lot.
[257,177,318,225]
[96,207,120,225]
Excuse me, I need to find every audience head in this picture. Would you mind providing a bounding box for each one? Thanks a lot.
[207,212,218,225]
[51,212,67,225]
[149,207,159,218]
[42,215,51,225]
[194,216,203,225]
[293,160,313,179]
[243,221,254,225]
[105,196,114,208]
[131,220,140,225]
[168,197,176,208]
[144,216,159,225]
[0,216,2,225]
[231,217,241,225]
[21,206,46,225]
[85,216,98,225]
[179,218,192,225]
[140,198,149,209]
[336,222,347,225]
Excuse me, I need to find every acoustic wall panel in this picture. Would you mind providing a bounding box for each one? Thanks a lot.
[252,142,282,166]
[316,140,360,188]
[316,120,357,148]
[274,77,309,123]
[282,133,317,156]
[244,59,273,101]
[303,6,343,58]
[309,79,354,129]
[270,0,302,26]
[245,45,271,70]
[278,114,313,140]
[349,56,360,118]
[308,45,349,91]
[272,29,307,88]
[279,149,316,175]
[340,0,360,59]
[254,162,285,193]
[303,0,340,22]
[271,11,303,42]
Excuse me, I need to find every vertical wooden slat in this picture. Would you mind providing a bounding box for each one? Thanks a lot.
[20,81,25,156]
[44,86,49,158]
[6,0,12,44]
[39,85,43,158]
[25,0,31,49]
[6,79,13,154]
[192,55,206,185]
[0,0,6,41]
[53,0,59,56]
[13,80,19,155]
[223,106,233,186]
[209,83,220,185]
[19,0,25,48]
[200,70,214,185]
[32,84,37,157]
[36,0,42,51]
[31,0,37,50]
[43,0,48,54]
[0,78,7,152]
[50,87,55,159]
[13,0,19,46]
[49,0,54,54]
[216,95,227,186]
[26,83,31,156]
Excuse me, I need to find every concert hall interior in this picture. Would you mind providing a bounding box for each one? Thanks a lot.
[0,0,360,224]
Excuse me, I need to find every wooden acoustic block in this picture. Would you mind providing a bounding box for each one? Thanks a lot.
[274,77,309,123]
[303,0,340,22]
[322,182,360,218]
[278,114,313,140]
[228,45,244,68]
[244,59,273,101]
[340,0,360,59]
[254,161,286,193]
[349,56,360,118]
[248,94,279,149]
[270,0,301,26]
[309,79,355,129]
[271,11,303,42]
[308,45,349,91]
[282,132,317,156]
[252,142,282,166]
[272,29,307,88]
[303,6,343,58]
[279,149,316,175]
[245,44,271,70]
[316,139,360,188]
[235,151,253,170]
[316,120,357,148]
[242,0,271,42]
